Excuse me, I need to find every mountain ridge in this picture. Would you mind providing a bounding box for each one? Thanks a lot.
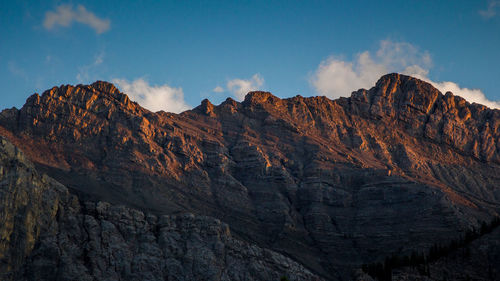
[0,73,499,280]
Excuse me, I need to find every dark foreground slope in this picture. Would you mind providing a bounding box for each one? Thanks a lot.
[393,225,500,280]
[0,73,499,279]
[0,136,321,280]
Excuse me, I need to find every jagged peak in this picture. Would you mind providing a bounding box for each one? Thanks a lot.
[200,98,214,107]
[243,91,280,105]
[374,73,440,94]
[35,81,124,101]
[20,81,141,115]
[219,97,236,106]
[375,72,403,84]
[193,98,216,116]
[370,73,498,112]
[358,73,442,114]
[89,80,121,95]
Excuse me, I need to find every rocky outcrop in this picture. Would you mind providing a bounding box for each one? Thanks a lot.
[0,137,65,278]
[0,73,499,280]
[0,136,321,281]
[349,74,500,163]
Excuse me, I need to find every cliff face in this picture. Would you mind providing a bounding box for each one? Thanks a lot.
[0,136,321,281]
[0,73,499,279]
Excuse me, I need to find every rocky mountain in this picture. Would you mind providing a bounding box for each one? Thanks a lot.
[0,136,321,281]
[0,73,499,280]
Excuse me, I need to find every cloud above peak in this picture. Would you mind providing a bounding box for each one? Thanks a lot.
[112,78,190,113]
[212,74,265,101]
[310,40,431,99]
[43,4,110,34]
[227,74,265,100]
[76,52,105,83]
[212,86,224,93]
[431,81,500,109]
[310,40,500,109]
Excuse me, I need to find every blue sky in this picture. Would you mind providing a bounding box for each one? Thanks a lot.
[1,0,500,112]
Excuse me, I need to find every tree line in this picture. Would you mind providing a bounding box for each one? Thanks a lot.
[362,216,500,281]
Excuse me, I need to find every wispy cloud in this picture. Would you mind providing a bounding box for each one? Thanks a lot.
[43,4,110,34]
[112,78,190,113]
[8,61,46,91]
[76,52,105,83]
[310,40,500,109]
[8,61,28,80]
[212,86,224,93]
[479,0,500,19]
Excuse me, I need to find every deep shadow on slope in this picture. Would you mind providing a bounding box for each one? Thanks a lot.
[0,136,322,281]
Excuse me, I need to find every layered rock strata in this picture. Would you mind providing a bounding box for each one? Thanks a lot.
[0,73,499,279]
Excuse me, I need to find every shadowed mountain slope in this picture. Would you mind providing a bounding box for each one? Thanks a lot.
[0,136,321,281]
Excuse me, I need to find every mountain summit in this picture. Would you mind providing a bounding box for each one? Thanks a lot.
[0,73,499,280]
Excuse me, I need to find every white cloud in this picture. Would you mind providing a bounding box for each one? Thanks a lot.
[310,40,500,109]
[431,81,500,109]
[479,1,500,19]
[213,86,224,93]
[226,74,264,100]
[43,4,110,34]
[76,52,105,83]
[112,78,190,113]
[310,53,383,100]
[311,40,431,99]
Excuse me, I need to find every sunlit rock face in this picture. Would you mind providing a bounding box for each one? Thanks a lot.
[0,73,499,280]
